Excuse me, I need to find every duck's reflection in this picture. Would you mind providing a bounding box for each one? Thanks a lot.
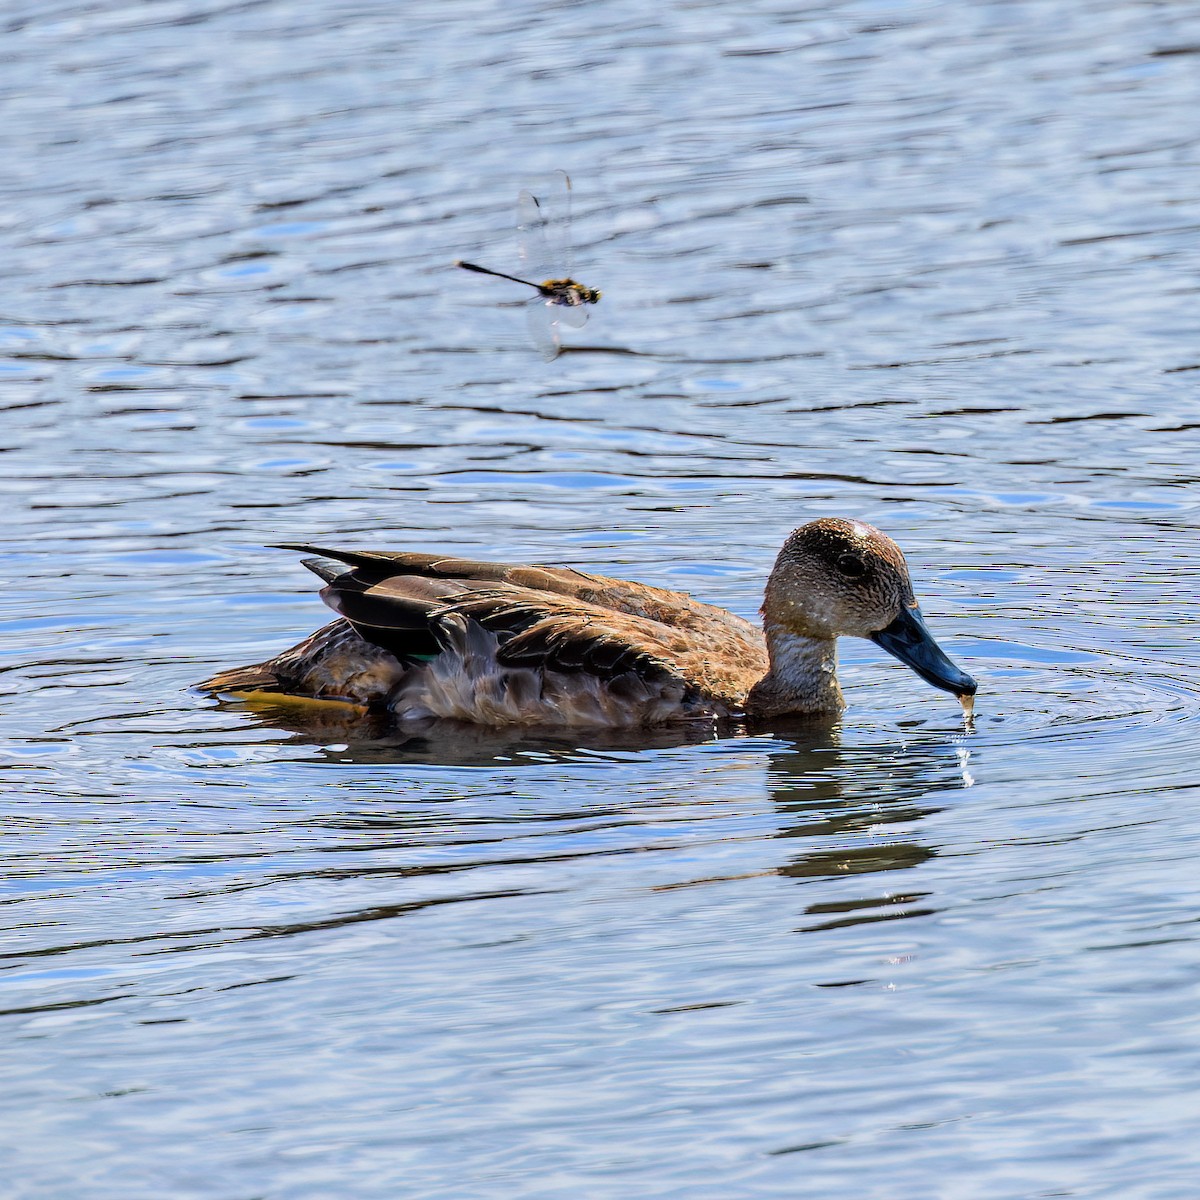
[757,718,970,935]
[207,695,727,764]
[203,697,972,947]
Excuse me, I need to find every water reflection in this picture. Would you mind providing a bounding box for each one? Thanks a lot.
[765,731,966,940]
[203,694,728,764]
[196,699,970,947]
[630,725,973,941]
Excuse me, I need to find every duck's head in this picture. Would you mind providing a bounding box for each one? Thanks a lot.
[764,517,977,699]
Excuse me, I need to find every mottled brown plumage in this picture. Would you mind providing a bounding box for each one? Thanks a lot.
[200,519,976,727]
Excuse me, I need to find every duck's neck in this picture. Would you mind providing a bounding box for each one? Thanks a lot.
[745,623,843,718]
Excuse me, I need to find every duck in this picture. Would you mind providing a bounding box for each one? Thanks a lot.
[200,517,976,727]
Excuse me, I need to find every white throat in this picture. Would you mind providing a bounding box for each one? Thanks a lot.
[746,622,843,716]
[766,624,838,692]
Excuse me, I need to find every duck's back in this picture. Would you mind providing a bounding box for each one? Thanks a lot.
[201,547,768,727]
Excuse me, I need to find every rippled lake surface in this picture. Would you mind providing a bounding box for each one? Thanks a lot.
[4,0,1200,1195]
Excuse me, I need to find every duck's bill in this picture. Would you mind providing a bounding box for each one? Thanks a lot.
[869,605,977,697]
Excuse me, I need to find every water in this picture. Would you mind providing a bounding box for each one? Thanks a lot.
[4,0,1200,1195]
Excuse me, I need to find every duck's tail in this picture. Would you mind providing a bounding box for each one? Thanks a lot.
[198,662,282,694]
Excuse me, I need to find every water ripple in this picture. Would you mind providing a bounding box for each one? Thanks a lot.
[5,0,1200,1195]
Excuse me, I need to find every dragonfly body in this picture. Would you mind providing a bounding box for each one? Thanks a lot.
[540,277,602,307]
[455,260,601,308]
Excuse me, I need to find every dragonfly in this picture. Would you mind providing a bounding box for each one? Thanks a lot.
[456,171,600,360]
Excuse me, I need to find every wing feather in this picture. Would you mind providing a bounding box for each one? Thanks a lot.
[277,544,762,642]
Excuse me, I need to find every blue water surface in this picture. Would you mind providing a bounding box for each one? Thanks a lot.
[3,1,1200,1197]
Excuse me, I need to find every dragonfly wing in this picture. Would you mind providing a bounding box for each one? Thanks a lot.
[525,298,562,361]
[557,300,589,329]
[517,173,585,356]
[518,188,552,281]
[549,170,574,278]
[518,171,573,280]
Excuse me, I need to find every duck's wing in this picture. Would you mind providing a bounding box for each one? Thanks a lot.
[278,544,762,642]
[455,590,764,704]
[305,552,766,704]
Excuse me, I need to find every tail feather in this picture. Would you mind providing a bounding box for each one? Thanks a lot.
[198,619,408,707]
[199,662,281,694]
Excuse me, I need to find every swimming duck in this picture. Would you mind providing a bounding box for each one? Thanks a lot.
[200,517,976,726]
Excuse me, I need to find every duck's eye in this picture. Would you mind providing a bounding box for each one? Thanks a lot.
[836,553,866,579]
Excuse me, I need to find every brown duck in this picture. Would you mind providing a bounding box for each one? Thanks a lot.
[200,517,976,726]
